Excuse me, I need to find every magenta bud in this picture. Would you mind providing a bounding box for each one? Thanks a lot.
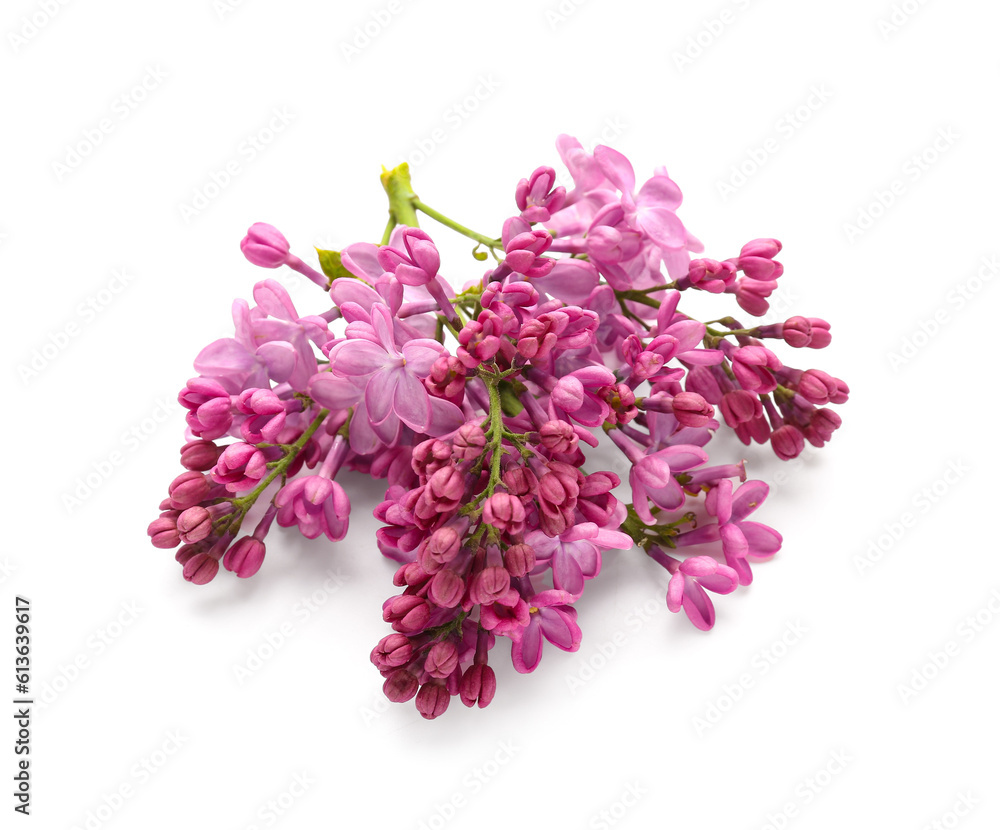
[452,423,487,462]
[148,511,180,549]
[182,552,219,585]
[798,369,837,405]
[222,536,266,578]
[805,408,843,446]
[400,562,431,588]
[174,543,204,566]
[504,544,536,578]
[734,278,778,317]
[383,595,431,634]
[176,506,213,544]
[427,465,465,504]
[781,316,813,348]
[411,439,452,479]
[470,566,512,606]
[424,641,460,679]
[428,569,465,609]
[179,439,223,472]
[672,392,714,427]
[168,471,211,510]
[684,364,724,404]
[425,356,467,404]
[418,526,463,573]
[740,238,782,259]
[240,222,291,268]
[371,634,413,670]
[806,318,832,348]
[482,493,526,535]
[415,682,451,719]
[460,663,497,708]
[737,238,783,281]
[502,466,538,499]
[719,390,762,427]
[770,424,805,460]
[687,258,736,292]
[538,420,577,454]
[383,669,419,703]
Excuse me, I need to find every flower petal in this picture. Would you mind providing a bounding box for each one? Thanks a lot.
[636,174,683,211]
[538,606,581,651]
[393,371,431,433]
[636,205,687,249]
[308,371,363,409]
[365,369,399,425]
[329,339,389,378]
[253,279,298,321]
[738,521,782,558]
[511,618,543,673]
[593,145,636,194]
[426,396,465,437]
[401,340,445,376]
[682,582,716,630]
[732,481,769,522]
[552,548,585,598]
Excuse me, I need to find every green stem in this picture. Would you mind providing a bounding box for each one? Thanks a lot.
[222,409,330,529]
[380,164,420,228]
[412,198,501,249]
[485,377,505,497]
[705,326,761,338]
[380,216,397,246]
[629,282,679,295]
[616,292,664,310]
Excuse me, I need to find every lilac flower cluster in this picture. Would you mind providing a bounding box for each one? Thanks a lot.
[148,136,847,718]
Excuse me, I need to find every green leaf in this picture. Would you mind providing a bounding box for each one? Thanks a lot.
[315,248,355,282]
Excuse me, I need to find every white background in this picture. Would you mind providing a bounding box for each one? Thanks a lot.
[3,0,999,827]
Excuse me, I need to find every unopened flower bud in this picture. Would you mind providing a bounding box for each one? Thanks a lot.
[176,506,213,544]
[168,471,211,510]
[482,493,526,535]
[460,663,497,708]
[671,392,714,427]
[415,682,451,719]
[222,536,266,578]
[503,544,536,578]
[383,669,419,703]
[424,641,460,679]
[538,420,577,453]
[383,595,431,633]
[770,424,805,460]
[147,512,180,549]
[371,634,413,670]
[179,439,222,472]
[240,222,291,268]
[470,566,512,606]
[182,552,219,585]
[428,569,466,609]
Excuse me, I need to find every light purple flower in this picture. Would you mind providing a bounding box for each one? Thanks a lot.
[515,166,567,224]
[193,280,324,394]
[527,523,632,597]
[550,365,617,427]
[592,145,703,279]
[321,304,464,446]
[510,589,582,673]
[274,476,350,541]
[707,479,782,584]
[665,555,739,631]
[628,444,709,523]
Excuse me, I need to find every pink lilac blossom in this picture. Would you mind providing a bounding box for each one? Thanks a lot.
[148,135,847,719]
